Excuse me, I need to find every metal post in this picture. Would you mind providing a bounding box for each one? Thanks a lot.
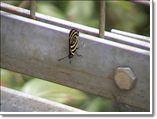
[99,0,105,38]
[30,0,36,19]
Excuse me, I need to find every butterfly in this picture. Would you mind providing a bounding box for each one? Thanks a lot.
[58,29,82,64]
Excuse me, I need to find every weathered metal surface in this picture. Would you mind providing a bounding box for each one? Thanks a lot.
[0,86,84,112]
[0,2,150,50]
[104,32,149,50]
[0,11,150,110]
[111,29,150,42]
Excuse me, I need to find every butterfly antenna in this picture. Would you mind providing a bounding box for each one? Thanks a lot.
[58,55,68,61]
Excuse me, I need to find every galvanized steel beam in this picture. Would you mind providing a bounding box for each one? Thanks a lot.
[111,29,150,42]
[1,86,85,112]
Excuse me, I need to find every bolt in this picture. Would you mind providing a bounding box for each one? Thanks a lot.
[114,67,136,90]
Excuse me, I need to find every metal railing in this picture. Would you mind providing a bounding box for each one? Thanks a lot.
[0,2,150,112]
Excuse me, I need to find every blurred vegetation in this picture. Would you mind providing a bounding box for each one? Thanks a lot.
[1,0,150,112]
[2,0,150,36]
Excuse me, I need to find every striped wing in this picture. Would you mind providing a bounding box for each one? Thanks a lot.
[69,29,79,55]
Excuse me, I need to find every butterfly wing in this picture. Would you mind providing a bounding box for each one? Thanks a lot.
[69,29,79,56]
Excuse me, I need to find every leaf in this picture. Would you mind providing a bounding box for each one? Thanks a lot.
[37,1,65,19]
[85,97,112,112]
[66,1,94,24]
[22,78,89,107]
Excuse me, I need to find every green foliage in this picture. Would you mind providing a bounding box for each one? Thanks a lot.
[106,1,149,35]
[1,69,15,87]
[37,1,65,19]
[66,1,95,26]
[1,69,27,90]
[22,78,89,108]
[85,97,112,112]
[1,0,20,6]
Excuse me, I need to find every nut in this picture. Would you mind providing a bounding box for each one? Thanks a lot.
[114,67,136,90]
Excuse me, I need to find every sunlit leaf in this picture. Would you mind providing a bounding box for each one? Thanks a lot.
[37,1,65,19]
[85,97,112,112]
[66,1,94,25]
[22,78,89,107]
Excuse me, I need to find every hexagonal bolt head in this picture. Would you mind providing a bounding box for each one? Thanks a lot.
[114,67,136,90]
